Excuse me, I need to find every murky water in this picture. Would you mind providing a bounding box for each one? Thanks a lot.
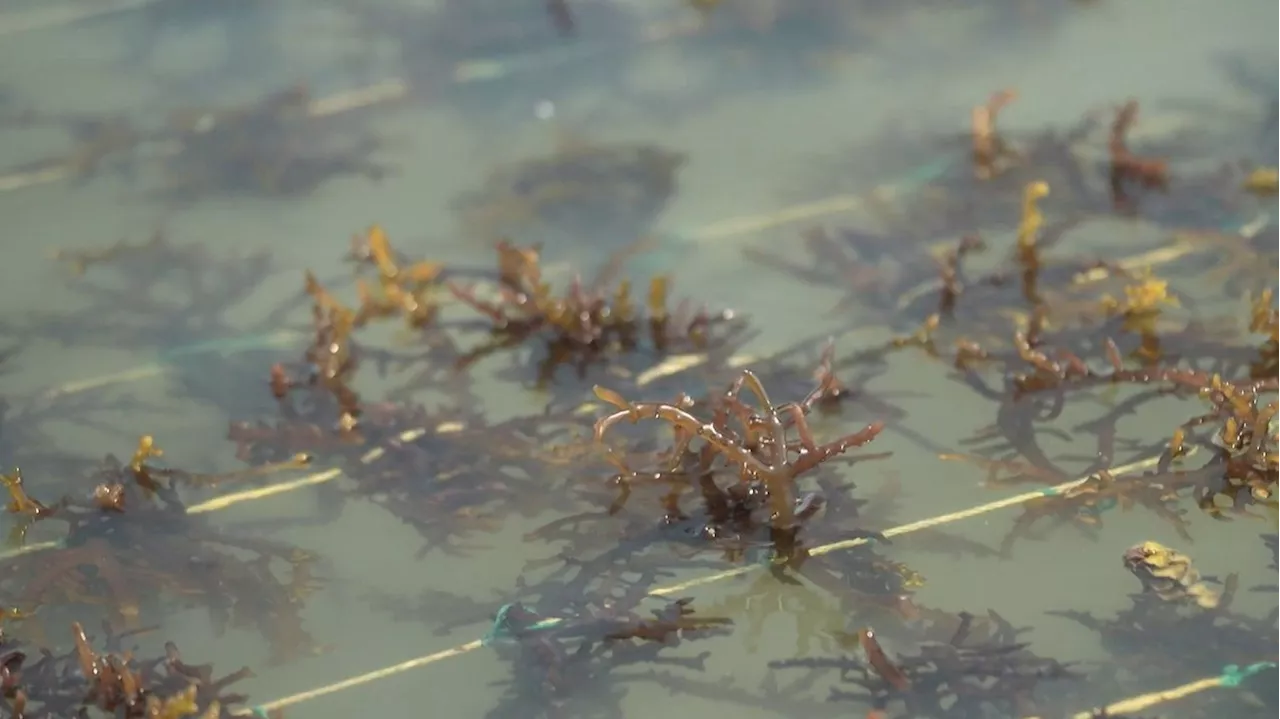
[0,1,1276,718]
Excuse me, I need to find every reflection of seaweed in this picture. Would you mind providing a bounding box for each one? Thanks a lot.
[1,438,320,663]
[39,230,292,357]
[0,392,147,487]
[1173,222,1278,300]
[0,85,392,199]
[372,537,735,716]
[744,219,944,325]
[29,231,297,417]
[1,110,139,184]
[803,106,1103,233]
[349,413,584,557]
[350,0,641,121]
[770,611,1078,718]
[1160,52,1278,163]
[239,268,583,554]
[485,597,731,718]
[160,86,390,201]
[453,140,684,250]
[231,383,558,556]
[687,0,858,87]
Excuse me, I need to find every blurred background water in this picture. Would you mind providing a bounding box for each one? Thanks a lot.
[0,1,1275,717]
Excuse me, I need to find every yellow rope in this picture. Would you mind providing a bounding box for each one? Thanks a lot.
[185,468,342,515]
[0,424,453,562]
[648,453,1169,595]
[246,640,485,714]
[1069,675,1226,718]
[1023,667,1259,719]
[238,452,1173,714]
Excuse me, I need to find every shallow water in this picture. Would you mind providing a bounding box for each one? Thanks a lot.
[0,1,1276,718]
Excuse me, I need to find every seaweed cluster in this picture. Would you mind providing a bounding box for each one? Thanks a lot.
[0,437,320,664]
[0,613,255,719]
[0,10,1276,718]
[1051,539,1278,718]
[771,613,1078,717]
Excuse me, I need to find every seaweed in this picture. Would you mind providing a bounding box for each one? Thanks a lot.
[267,268,371,434]
[971,89,1022,180]
[749,177,1126,345]
[769,611,1078,718]
[1051,541,1276,717]
[0,438,320,663]
[238,253,590,554]
[344,225,444,329]
[0,619,253,718]
[1108,100,1170,213]
[943,330,1277,553]
[483,596,730,718]
[591,362,884,546]
[4,66,1279,719]
[447,240,747,385]
[831,90,1257,248]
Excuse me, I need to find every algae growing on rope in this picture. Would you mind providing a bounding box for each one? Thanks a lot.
[0,8,1276,716]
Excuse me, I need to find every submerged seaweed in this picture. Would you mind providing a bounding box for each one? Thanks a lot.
[0,25,1275,718]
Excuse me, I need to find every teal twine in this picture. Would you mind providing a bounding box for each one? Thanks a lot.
[482,603,562,646]
[1078,497,1118,518]
[482,603,520,646]
[897,152,963,187]
[1218,661,1277,688]
[1037,481,1118,518]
